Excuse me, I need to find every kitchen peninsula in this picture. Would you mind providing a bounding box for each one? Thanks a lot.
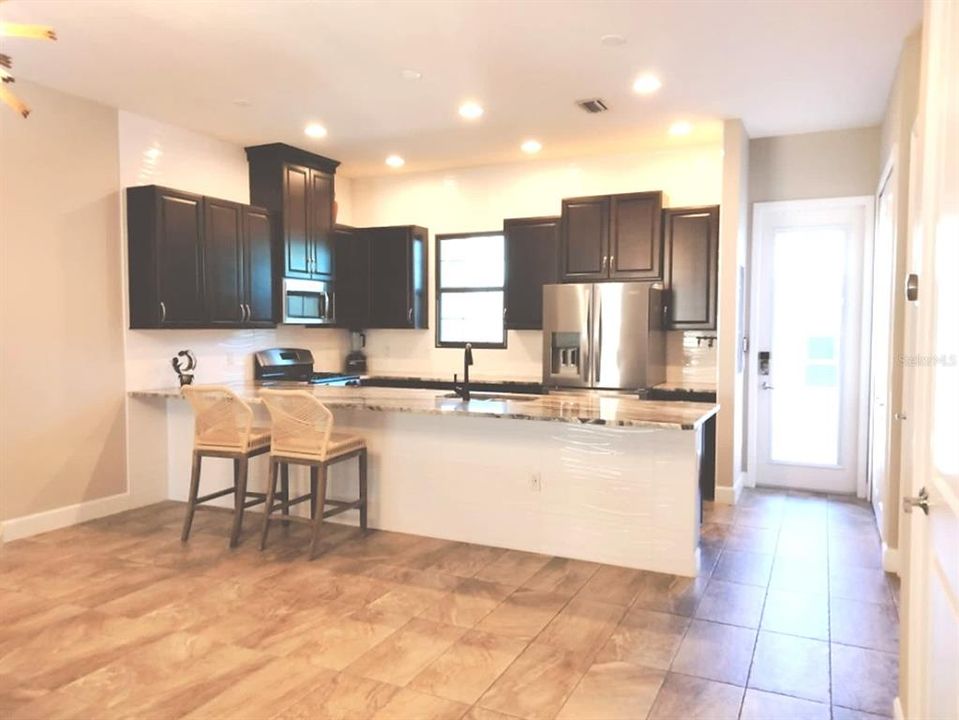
[131,383,718,577]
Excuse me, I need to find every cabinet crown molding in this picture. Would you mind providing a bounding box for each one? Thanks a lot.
[244,143,341,174]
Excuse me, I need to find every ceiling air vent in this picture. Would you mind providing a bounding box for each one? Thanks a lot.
[577,98,608,114]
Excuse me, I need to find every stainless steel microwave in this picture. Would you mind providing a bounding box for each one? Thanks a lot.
[282,278,335,325]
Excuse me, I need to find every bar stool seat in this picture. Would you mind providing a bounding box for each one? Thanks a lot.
[259,390,368,559]
[181,386,270,547]
[194,426,272,453]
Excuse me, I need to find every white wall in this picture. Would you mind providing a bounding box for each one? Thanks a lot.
[877,28,921,553]
[118,111,351,391]
[350,144,724,381]
[0,82,127,522]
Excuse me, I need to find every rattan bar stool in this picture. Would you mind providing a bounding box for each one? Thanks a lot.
[181,385,271,547]
[259,389,368,559]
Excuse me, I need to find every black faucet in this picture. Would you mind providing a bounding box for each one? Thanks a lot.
[453,343,474,401]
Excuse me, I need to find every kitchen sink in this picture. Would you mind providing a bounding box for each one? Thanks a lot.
[441,392,538,403]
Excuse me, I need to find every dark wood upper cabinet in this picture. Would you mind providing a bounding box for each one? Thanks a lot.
[561,196,609,280]
[282,163,312,278]
[368,225,428,329]
[203,197,244,325]
[561,191,663,282]
[610,192,662,280]
[663,205,719,330]
[310,169,334,278]
[127,185,274,329]
[128,186,205,328]
[333,225,371,329]
[504,216,560,330]
[243,206,274,327]
[246,143,340,282]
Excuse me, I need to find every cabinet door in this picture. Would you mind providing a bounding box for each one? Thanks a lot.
[282,163,312,278]
[561,196,609,280]
[504,216,559,329]
[334,226,370,328]
[203,198,244,325]
[309,169,334,279]
[243,206,274,326]
[609,192,663,280]
[156,189,205,325]
[369,227,411,328]
[663,206,719,330]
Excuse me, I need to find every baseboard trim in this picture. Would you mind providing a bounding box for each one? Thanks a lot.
[0,492,135,542]
[715,472,746,505]
[894,696,904,720]
[882,542,901,575]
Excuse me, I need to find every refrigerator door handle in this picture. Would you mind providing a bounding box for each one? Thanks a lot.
[595,297,602,385]
[583,287,592,384]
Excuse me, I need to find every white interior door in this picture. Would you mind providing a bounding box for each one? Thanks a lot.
[753,198,871,493]
[902,1,959,718]
[869,166,897,533]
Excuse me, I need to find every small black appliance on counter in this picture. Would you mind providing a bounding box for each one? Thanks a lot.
[345,331,367,374]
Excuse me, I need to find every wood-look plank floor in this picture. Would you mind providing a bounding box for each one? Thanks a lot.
[0,490,900,720]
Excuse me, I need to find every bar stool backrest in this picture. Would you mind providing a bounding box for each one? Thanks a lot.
[260,389,335,460]
[182,385,255,452]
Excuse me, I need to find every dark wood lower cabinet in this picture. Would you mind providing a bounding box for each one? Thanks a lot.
[663,205,719,330]
[504,216,559,330]
[127,185,275,329]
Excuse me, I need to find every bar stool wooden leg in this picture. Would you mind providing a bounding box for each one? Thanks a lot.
[309,464,328,560]
[181,451,203,542]
[310,467,318,519]
[281,462,291,527]
[260,459,278,551]
[229,457,249,548]
[359,449,368,531]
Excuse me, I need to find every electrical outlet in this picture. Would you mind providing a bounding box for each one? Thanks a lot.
[529,472,542,492]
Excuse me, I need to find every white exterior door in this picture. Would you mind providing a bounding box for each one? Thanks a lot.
[902,1,959,718]
[752,198,871,493]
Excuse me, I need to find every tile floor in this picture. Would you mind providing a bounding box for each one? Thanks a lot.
[0,489,900,719]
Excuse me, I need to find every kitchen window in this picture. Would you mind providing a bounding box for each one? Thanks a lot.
[435,231,506,348]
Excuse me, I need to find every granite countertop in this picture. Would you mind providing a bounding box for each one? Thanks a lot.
[131,382,719,431]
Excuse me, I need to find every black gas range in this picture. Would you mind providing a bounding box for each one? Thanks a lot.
[253,348,359,386]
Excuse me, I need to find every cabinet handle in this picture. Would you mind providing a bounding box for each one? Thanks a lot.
[602,256,608,273]
[245,304,251,322]
[408,307,413,324]
[159,301,167,323]
[609,254,615,270]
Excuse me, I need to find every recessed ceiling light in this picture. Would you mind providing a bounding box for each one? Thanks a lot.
[401,69,423,80]
[304,123,328,138]
[385,154,405,168]
[669,120,693,136]
[521,139,542,154]
[458,101,484,120]
[632,73,662,95]
[600,34,626,46]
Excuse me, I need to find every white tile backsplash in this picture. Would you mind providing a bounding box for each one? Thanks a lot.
[666,331,718,385]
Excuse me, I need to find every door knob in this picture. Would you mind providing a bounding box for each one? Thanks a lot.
[761,381,775,390]
[903,487,929,515]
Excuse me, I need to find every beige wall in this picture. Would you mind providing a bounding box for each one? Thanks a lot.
[749,126,881,203]
[879,28,922,553]
[0,82,127,521]
[715,119,750,501]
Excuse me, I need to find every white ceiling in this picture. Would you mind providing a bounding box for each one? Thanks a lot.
[1,0,921,177]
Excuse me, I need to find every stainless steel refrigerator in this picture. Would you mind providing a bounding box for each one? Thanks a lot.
[542,282,666,391]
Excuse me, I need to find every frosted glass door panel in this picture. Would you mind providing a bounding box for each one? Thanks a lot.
[769,227,846,467]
